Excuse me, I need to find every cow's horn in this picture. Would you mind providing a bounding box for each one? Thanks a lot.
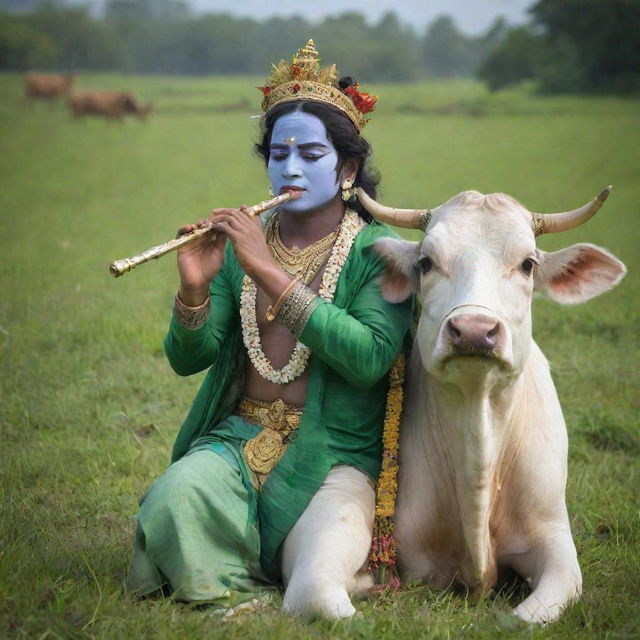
[531,186,612,236]
[356,187,432,230]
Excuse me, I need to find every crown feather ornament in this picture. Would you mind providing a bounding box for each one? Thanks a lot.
[259,39,377,131]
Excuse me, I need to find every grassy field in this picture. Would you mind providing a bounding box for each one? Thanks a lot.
[0,73,638,639]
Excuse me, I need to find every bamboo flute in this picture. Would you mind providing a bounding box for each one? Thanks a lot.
[109,191,297,277]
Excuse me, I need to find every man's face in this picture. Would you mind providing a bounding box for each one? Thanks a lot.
[267,111,340,213]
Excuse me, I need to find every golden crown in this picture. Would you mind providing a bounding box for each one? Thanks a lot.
[258,39,377,132]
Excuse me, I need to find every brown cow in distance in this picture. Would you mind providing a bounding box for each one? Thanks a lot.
[25,72,75,103]
[68,90,153,121]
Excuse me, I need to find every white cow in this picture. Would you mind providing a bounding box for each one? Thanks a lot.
[357,186,626,623]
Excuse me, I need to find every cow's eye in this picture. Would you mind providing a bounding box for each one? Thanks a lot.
[521,258,537,276]
[418,256,433,274]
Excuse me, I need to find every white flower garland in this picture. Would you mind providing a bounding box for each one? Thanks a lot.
[240,209,365,384]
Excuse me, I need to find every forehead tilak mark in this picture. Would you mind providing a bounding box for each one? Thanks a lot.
[284,136,296,145]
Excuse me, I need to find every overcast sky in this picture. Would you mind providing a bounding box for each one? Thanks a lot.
[188,0,534,34]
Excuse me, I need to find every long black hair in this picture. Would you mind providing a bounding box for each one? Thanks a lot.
[254,86,379,222]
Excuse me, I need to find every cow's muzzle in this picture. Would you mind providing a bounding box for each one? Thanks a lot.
[446,313,505,356]
[425,306,516,377]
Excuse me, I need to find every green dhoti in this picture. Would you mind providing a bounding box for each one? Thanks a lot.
[126,425,270,605]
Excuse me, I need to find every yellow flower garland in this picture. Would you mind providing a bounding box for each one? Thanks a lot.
[369,352,405,584]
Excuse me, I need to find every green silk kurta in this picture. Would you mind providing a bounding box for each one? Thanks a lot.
[164,218,412,580]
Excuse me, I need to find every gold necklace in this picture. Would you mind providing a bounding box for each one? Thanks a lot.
[240,209,365,384]
[267,217,337,285]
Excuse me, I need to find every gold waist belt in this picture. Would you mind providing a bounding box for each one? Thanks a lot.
[238,397,303,481]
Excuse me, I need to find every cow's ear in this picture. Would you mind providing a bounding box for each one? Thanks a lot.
[535,243,626,305]
[375,238,421,303]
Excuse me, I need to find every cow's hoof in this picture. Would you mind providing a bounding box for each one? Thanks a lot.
[313,585,356,619]
[283,583,355,620]
[331,591,356,619]
[513,600,560,625]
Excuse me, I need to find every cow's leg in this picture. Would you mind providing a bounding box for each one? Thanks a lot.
[281,465,375,620]
[509,530,581,624]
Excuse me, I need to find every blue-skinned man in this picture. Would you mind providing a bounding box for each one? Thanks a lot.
[126,40,412,619]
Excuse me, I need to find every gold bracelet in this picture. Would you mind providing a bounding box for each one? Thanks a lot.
[292,294,321,337]
[278,282,320,337]
[174,292,210,330]
[265,277,300,323]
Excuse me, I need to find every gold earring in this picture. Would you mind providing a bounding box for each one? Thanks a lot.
[341,178,355,201]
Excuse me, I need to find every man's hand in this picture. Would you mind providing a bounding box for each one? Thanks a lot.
[207,206,278,283]
[178,206,292,308]
[176,218,226,306]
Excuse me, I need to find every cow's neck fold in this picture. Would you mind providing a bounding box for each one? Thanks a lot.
[407,348,526,591]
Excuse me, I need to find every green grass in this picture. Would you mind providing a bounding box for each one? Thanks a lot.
[1,73,638,639]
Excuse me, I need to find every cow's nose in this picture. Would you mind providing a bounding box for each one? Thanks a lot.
[446,313,504,355]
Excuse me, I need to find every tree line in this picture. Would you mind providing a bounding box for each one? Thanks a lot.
[478,0,640,94]
[1,0,638,94]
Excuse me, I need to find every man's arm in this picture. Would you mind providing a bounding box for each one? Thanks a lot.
[297,276,411,388]
[164,254,237,376]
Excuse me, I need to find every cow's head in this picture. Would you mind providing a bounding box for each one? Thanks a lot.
[364,187,626,383]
